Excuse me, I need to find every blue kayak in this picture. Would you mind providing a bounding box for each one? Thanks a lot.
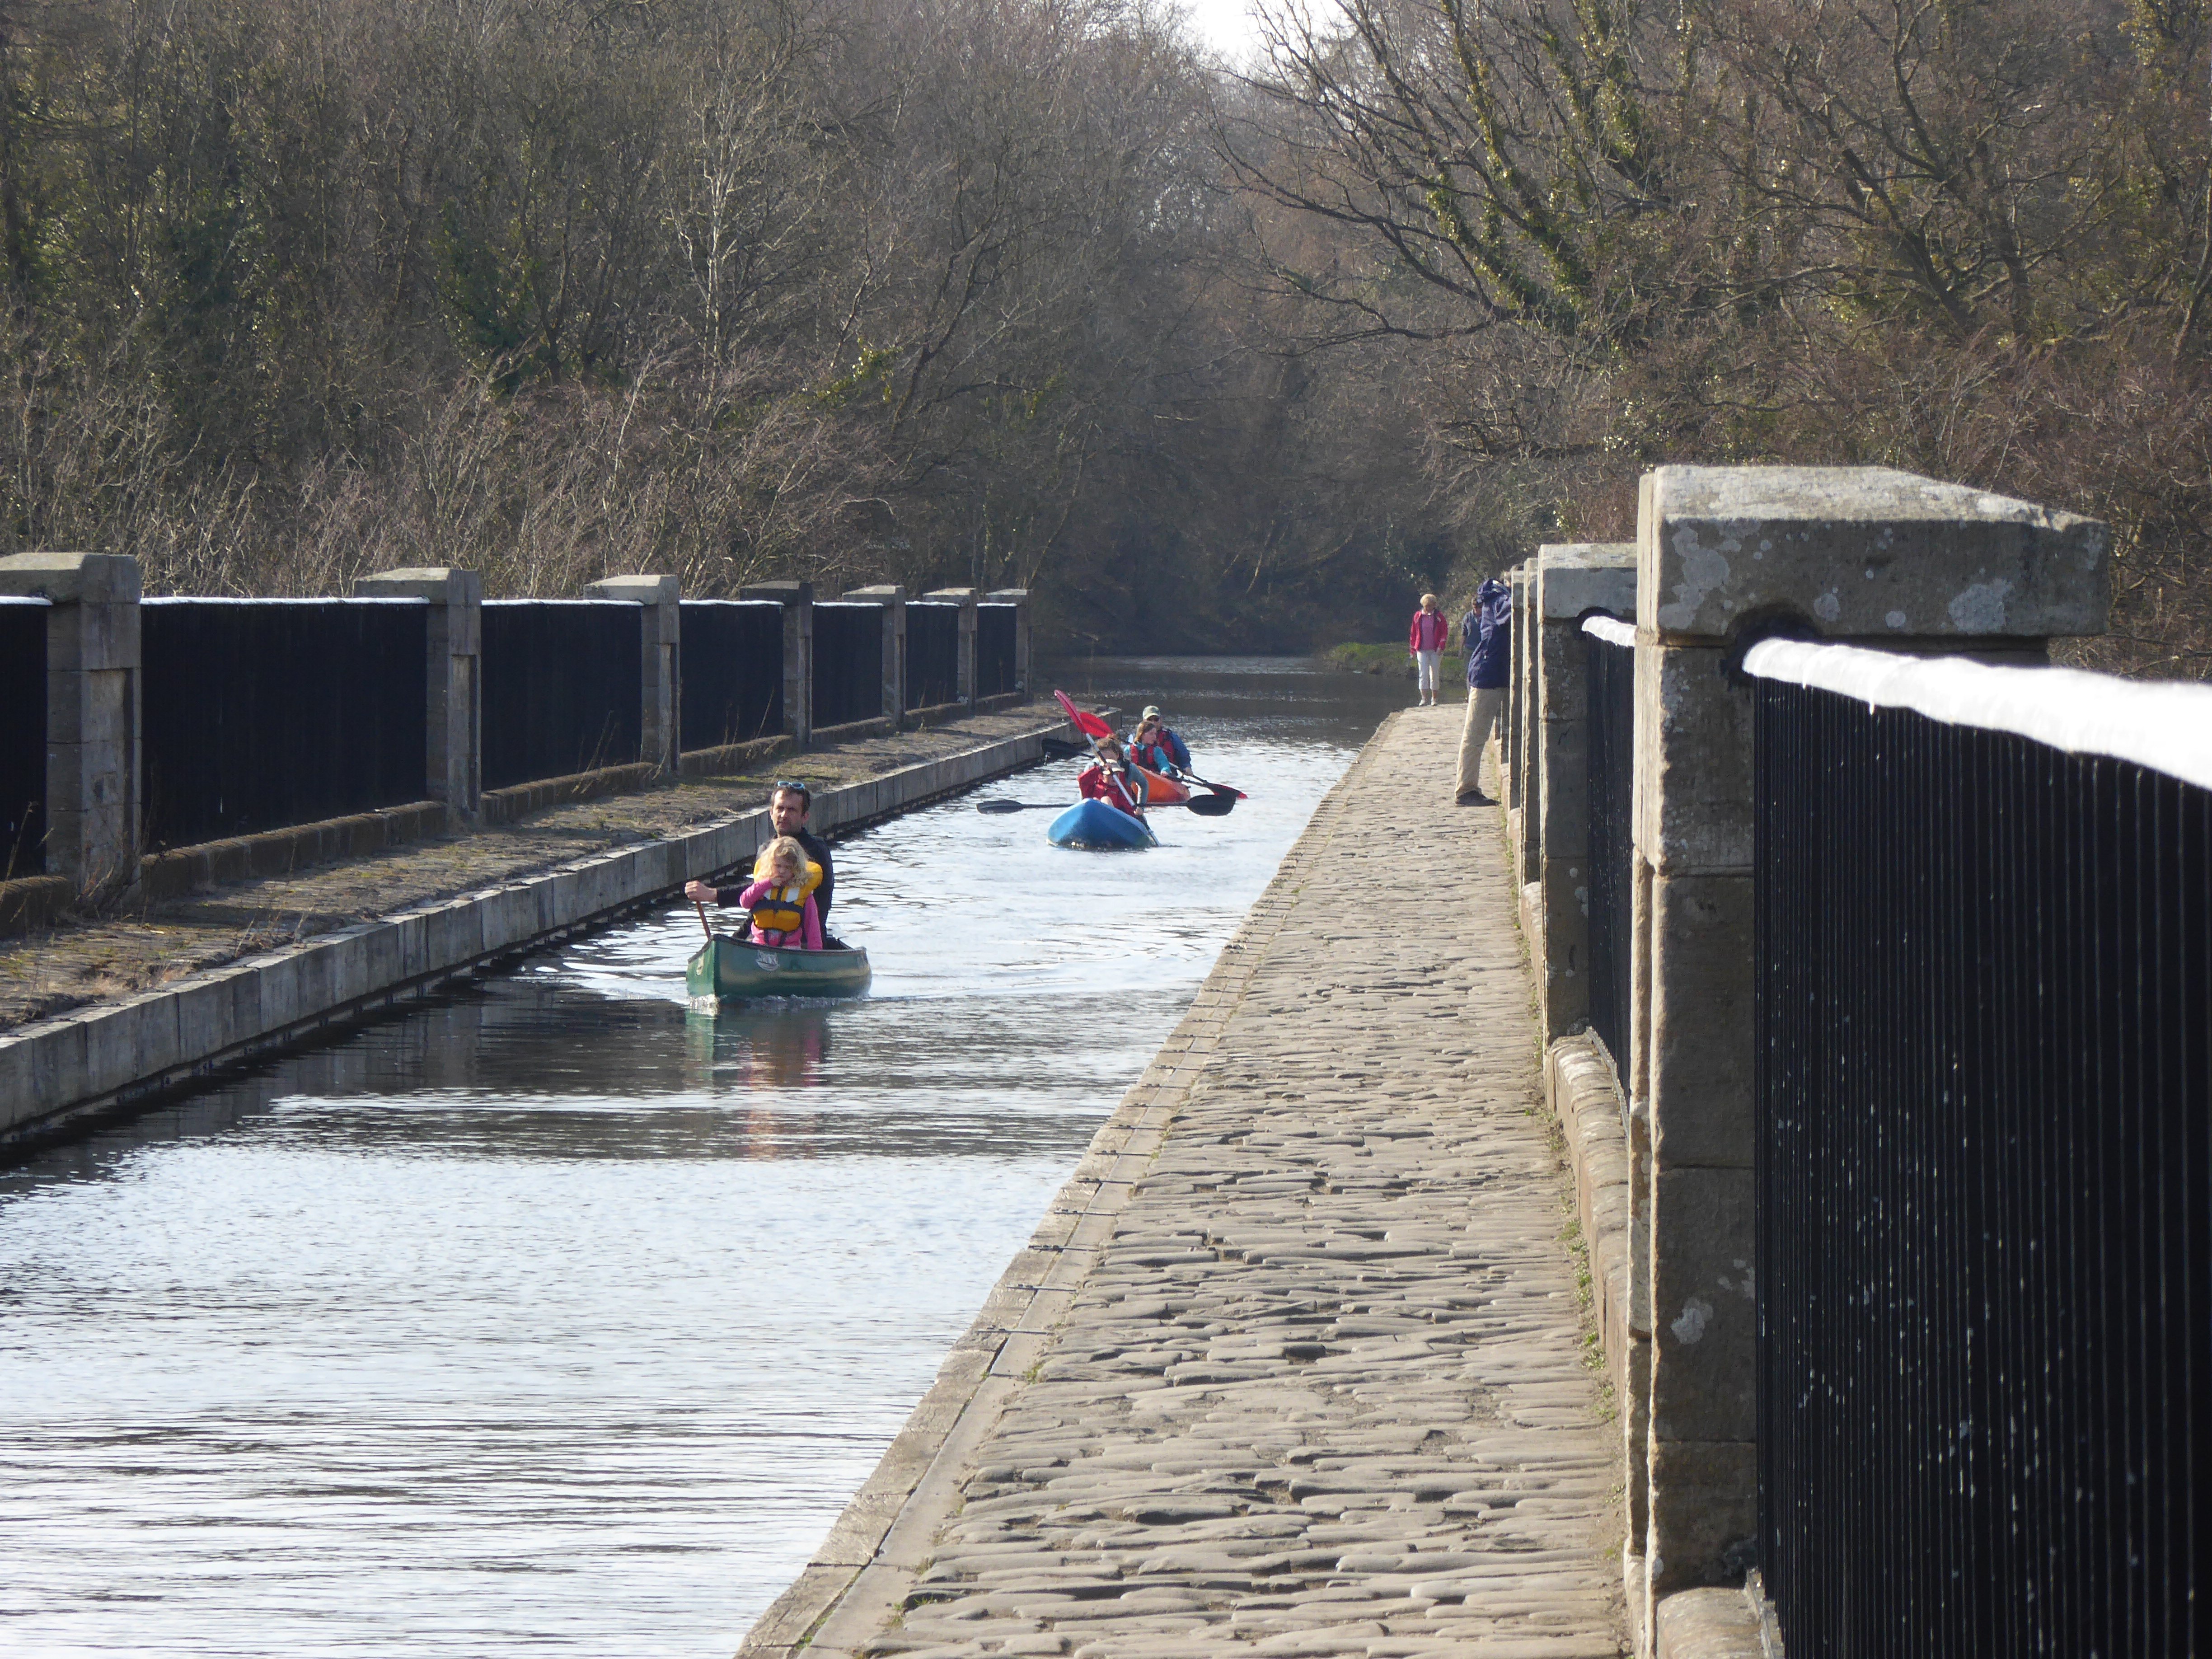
[1047,798,1156,849]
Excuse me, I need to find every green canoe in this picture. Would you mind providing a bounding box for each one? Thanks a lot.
[685,934,873,1002]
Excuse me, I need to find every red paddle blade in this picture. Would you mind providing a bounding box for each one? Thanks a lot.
[1052,689,1115,740]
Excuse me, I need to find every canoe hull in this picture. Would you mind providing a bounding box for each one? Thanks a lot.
[1134,765,1189,804]
[1048,798,1155,849]
[685,935,872,1001]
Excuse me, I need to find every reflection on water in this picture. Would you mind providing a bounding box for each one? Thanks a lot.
[0,659,1405,1659]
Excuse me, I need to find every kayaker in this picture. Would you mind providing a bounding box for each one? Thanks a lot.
[1128,707,1192,775]
[685,780,835,922]
[737,836,825,949]
[1078,737,1146,818]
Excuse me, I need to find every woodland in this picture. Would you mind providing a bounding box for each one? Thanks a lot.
[0,0,2207,669]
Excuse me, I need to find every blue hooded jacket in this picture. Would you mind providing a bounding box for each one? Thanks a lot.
[1463,578,1512,689]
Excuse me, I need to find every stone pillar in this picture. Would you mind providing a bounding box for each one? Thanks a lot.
[843,586,907,728]
[742,580,813,747]
[357,567,483,815]
[921,588,979,705]
[985,587,1031,694]
[1628,465,2108,1638]
[586,574,681,775]
[0,552,141,895]
[1511,561,1541,891]
[1530,543,1636,1046]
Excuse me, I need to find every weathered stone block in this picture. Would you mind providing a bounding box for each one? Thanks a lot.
[0,549,140,605]
[79,997,171,1097]
[337,921,403,1001]
[270,944,333,1031]
[1648,1166,1756,1445]
[2,1019,86,1129]
[1537,543,1637,620]
[1537,719,1590,856]
[1653,1586,1763,1659]
[1537,855,1589,1042]
[0,1035,37,1132]
[1640,464,2108,642]
[169,970,252,1062]
[422,899,483,972]
[1633,645,1753,875]
[1645,1439,1757,1597]
[480,887,538,953]
[1538,622,1592,723]
[1647,873,1756,1168]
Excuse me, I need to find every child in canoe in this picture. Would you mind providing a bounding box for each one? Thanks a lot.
[1077,737,1146,818]
[739,835,825,949]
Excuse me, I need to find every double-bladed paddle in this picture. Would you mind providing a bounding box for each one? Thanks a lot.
[977,794,1235,817]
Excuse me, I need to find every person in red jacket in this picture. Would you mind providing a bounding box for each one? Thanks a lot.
[1408,592,1451,706]
[1077,737,1146,817]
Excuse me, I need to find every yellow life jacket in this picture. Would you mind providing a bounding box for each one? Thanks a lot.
[748,858,822,935]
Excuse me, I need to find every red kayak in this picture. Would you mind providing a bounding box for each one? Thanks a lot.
[1134,765,1190,804]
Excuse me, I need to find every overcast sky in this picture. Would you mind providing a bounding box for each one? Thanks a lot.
[1177,0,1269,61]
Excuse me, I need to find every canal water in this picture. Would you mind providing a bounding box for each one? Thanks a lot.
[0,659,1411,1659]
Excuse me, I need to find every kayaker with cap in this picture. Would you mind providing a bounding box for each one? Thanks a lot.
[1127,707,1192,775]
[1078,737,1146,818]
[686,780,836,925]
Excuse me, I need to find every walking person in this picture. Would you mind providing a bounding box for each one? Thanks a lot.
[1408,593,1450,706]
[1457,577,1511,802]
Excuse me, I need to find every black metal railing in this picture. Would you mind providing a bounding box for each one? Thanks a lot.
[908,603,960,710]
[0,599,47,876]
[811,603,883,728]
[1584,619,1635,1073]
[481,601,641,790]
[680,600,783,750]
[141,599,429,848]
[977,605,1017,697]
[1753,673,2209,1659]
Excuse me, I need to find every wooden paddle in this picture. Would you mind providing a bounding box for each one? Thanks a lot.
[977,795,1234,816]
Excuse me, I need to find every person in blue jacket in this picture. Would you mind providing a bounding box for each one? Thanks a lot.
[1457,578,1512,802]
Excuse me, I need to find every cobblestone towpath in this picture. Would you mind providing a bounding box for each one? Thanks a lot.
[744,708,1626,1659]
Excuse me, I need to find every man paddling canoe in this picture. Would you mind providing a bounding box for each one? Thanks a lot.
[686,780,836,926]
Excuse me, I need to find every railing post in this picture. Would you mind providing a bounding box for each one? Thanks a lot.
[1530,544,1636,1047]
[921,588,978,706]
[586,574,681,776]
[842,585,907,729]
[0,553,141,895]
[742,580,813,747]
[985,587,1031,694]
[1627,465,2108,1642]
[357,567,483,815]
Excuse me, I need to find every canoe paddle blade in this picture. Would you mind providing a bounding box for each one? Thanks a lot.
[976,799,1054,813]
[1183,792,1236,816]
[1052,689,1115,741]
